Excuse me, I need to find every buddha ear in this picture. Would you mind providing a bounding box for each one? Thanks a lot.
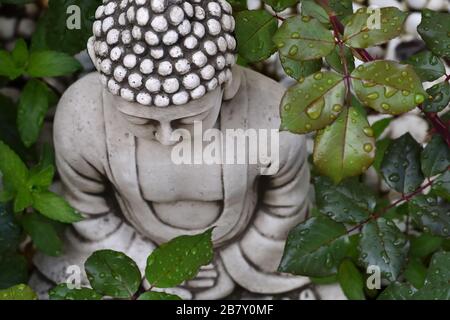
[223,66,242,101]
[87,36,101,71]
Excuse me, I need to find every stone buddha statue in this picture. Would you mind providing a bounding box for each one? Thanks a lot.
[32,0,316,299]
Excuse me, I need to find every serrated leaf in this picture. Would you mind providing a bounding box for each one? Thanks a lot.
[421,135,450,177]
[279,55,322,81]
[17,79,49,147]
[409,233,443,258]
[28,165,55,190]
[32,191,83,223]
[314,103,375,183]
[13,188,33,213]
[0,284,37,300]
[351,61,427,115]
[235,10,278,62]
[417,10,450,59]
[138,291,182,300]
[0,253,28,289]
[325,45,355,74]
[0,51,23,80]
[360,218,409,281]
[409,195,450,237]
[343,7,407,48]
[280,71,345,134]
[403,51,446,82]
[371,117,393,139]
[11,39,29,69]
[273,16,335,61]
[380,133,424,193]
[432,171,450,201]
[0,204,21,254]
[0,140,28,191]
[49,284,102,300]
[338,259,365,300]
[146,229,214,288]
[378,282,416,300]
[422,81,450,113]
[314,176,376,224]
[404,258,427,289]
[263,0,298,12]
[21,213,63,257]
[278,216,350,277]
[26,51,81,78]
[85,250,141,298]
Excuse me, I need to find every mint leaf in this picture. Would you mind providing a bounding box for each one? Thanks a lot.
[49,284,102,300]
[27,51,81,78]
[0,284,37,300]
[32,191,83,223]
[0,140,29,191]
[21,213,63,257]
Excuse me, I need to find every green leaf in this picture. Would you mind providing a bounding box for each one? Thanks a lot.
[409,233,443,258]
[17,79,49,147]
[273,16,335,61]
[21,213,63,257]
[403,51,446,82]
[235,10,278,62]
[49,284,102,300]
[359,218,409,281]
[32,191,83,223]
[351,61,427,115]
[413,251,450,300]
[417,10,450,59]
[0,140,29,191]
[0,284,37,300]
[263,0,298,12]
[409,195,450,238]
[85,250,141,298]
[421,135,450,177]
[278,216,350,277]
[31,0,101,55]
[422,81,450,113]
[432,171,450,201]
[378,282,416,300]
[325,45,355,74]
[0,204,21,254]
[338,259,365,300]
[280,71,345,134]
[138,291,182,300]
[380,133,424,194]
[343,7,407,49]
[28,165,55,190]
[26,51,81,78]
[146,229,214,288]
[0,51,22,80]
[279,55,322,81]
[404,258,427,289]
[13,188,33,213]
[0,253,28,289]
[301,0,353,23]
[0,95,27,159]
[11,39,29,69]
[313,103,375,183]
[314,176,376,224]
[372,138,391,172]
[371,117,393,139]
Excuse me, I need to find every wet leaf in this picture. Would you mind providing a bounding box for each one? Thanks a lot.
[280,71,345,134]
[422,81,450,113]
[325,45,355,74]
[403,51,446,82]
[49,284,102,300]
[32,191,83,223]
[351,61,427,115]
[145,229,214,288]
[432,171,450,202]
[409,233,443,258]
[409,195,450,238]
[372,138,391,172]
[421,135,450,177]
[273,16,335,61]
[359,218,409,282]
[279,55,322,81]
[378,282,416,300]
[343,7,407,48]
[417,10,450,59]
[0,284,37,300]
[314,176,376,224]
[85,250,141,298]
[371,117,393,139]
[235,10,278,62]
[314,103,375,183]
[338,259,365,300]
[404,258,427,289]
[263,0,298,12]
[0,253,28,289]
[138,291,182,300]
[413,251,450,300]
[278,215,351,277]
[380,133,424,194]
[21,213,63,257]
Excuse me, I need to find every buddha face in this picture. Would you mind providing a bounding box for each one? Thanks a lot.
[111,87,224,145]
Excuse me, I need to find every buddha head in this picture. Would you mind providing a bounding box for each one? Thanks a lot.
[87,0,238,144]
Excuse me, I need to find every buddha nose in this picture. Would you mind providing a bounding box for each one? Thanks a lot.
[154,121,177,146]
